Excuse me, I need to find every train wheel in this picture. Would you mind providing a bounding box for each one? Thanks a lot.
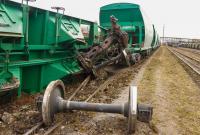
[42,80,65,125]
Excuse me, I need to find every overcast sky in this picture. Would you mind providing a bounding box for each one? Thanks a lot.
[11,0,200,39]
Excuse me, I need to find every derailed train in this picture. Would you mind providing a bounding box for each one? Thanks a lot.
[0,1,160,97]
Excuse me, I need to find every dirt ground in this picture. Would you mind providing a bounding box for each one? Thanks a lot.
[0,45,200,135]
[138,46,200,135]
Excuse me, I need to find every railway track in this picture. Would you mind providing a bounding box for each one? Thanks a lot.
[177,48,200,62]
[167,47,200,75]
[23,121,64,135]
[179,47,200,55]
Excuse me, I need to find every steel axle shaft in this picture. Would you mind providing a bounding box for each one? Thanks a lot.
[59,99,128,116]
[41,80,153,134]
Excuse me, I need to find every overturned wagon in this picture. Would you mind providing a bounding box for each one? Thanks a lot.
[0,0,99,96]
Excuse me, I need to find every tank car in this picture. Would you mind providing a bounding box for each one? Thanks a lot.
[100,3,160,57]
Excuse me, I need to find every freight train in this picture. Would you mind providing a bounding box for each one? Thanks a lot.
[0,1,160,98]
[179,42,200,50]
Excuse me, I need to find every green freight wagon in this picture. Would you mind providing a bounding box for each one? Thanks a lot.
[100,3,160,56]
[0,0,99,96]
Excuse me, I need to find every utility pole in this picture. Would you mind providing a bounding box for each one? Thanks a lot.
[162,24,165,45]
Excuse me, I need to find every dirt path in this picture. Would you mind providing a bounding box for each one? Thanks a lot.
[138,46,200,134]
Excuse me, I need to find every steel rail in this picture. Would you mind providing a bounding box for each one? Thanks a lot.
[167,47,200,75]
[23,122,43,135]
[172,48,200,67]
[175,48,200,62]
[44,120,64,135]
[84,65,131,102]
[179,47,200,55]
[68,75,91,101]
[23,120,64,135]
[84,76,115,102]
